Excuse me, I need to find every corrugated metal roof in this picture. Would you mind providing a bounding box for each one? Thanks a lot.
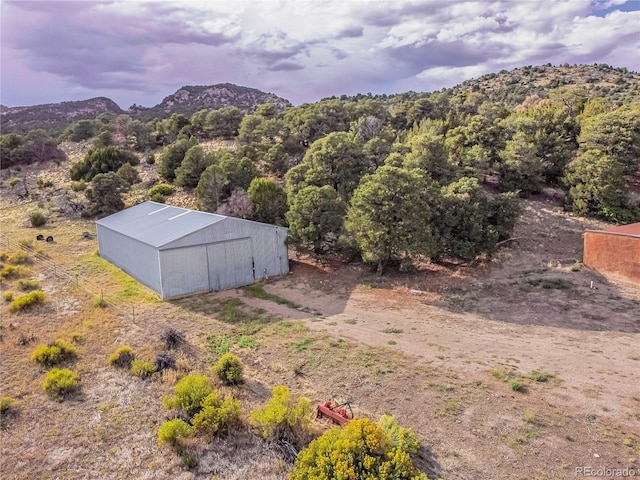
[598,222,640,238]
[96,201,226,247]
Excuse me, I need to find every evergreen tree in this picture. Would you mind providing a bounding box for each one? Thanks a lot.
[346,166,438,274]
[287,185,346,256]
[247,177,288,226]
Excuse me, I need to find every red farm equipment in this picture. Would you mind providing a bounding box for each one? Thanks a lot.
[316,400,354,426]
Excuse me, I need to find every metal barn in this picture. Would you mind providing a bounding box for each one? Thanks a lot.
[96,201,289,299]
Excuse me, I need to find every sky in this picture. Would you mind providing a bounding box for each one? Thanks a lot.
[1,0,639,109]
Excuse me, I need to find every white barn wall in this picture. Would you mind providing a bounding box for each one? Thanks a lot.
[161,218,289,279]
[158,246,209,299]
[96,224,162,293]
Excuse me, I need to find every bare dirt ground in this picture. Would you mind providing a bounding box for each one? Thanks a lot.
[1,159,639,480]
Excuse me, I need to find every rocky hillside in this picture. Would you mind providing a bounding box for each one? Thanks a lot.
[449,63,640,106]
[1,83,292,134]
[0,97,124,134]
[131,83,292,121]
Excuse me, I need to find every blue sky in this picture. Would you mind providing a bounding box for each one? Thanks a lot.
[1,0,639,109]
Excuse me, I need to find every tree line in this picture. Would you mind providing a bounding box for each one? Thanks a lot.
[2,84,639,273]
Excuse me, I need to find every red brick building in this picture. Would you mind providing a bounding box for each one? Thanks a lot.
[583,223,640,285]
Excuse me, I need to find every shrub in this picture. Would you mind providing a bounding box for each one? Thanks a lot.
[148,183,175,199]
[378,414,420,455]
[155,353,176,372]
[70,180,87,192]
[161,328,185,349]
[148,192,166,203]
[29,212,47,228]
[157,418,194,446]
[31,339,76,366]
[130,359,157,378]
[94,297,107,308]
[146,153,156,165]
[43,368,79,399]
[529,370,550,382]
[291,417,429,480]
[7,250,30,265]
[2,291,13,302]
[509,379,524,391]
[163,373,213,417]
[0,396,18,416]
[192,391,242,435]
[9,290,46,312]
[37,178,54,189]
[523,408,536,423]
[1,265,30,281]
[249,385,311,445]
[109,346,135,369]
[7,177,21,188]
[17,279,39,291]
[212,352,244,385]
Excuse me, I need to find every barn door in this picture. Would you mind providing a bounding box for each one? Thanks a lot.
[207,238,254,291]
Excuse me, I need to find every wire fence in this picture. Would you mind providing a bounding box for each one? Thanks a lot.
[0,232,139,322]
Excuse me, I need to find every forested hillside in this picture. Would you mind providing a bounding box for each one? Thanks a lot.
[2,63,639,273]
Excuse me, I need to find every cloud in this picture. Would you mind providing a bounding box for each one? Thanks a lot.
[267,61,306,72]
[1,0,639,108]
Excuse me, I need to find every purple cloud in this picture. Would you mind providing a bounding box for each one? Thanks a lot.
[1,0,638,109]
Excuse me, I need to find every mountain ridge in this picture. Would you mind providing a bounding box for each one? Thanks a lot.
[1,83,292,134]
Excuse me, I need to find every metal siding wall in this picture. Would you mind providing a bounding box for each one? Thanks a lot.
[96,225,162,294]
[207,238,254,290]
[159,218,289,292]
[252,226,289,279]
[159,246,209,298]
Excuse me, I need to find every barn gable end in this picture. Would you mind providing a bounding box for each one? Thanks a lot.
[96,201,289,299]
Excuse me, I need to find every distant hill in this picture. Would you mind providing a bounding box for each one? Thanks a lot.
[131,83,293,121]
[0,83,292,134]
[449,63,640,106]
[0,97,125,134]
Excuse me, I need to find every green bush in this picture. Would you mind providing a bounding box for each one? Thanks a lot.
[291,417,429,480]
[108,346,135,369]
[148,192,166,203]
[70,180,87,192]
[146,153,156,165]
[31,339,77,366]
[212,352,244,385]
[378,414,420,455]
[192,391,242,435]
[2,291,14,302]
[0,265,31,282]
[29,211,47,228]
[509,379,524,391]
[17,279,39,291]
[157,418,194,446]
[163,373,213,417]
[0,396,18,416]
[9,290,46,312]
[148,183,175,198]
[130,359,157,378]
[529,371,550,382]
[43,368,79,399]
[7,250,30,265]
[249,385,311,445]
